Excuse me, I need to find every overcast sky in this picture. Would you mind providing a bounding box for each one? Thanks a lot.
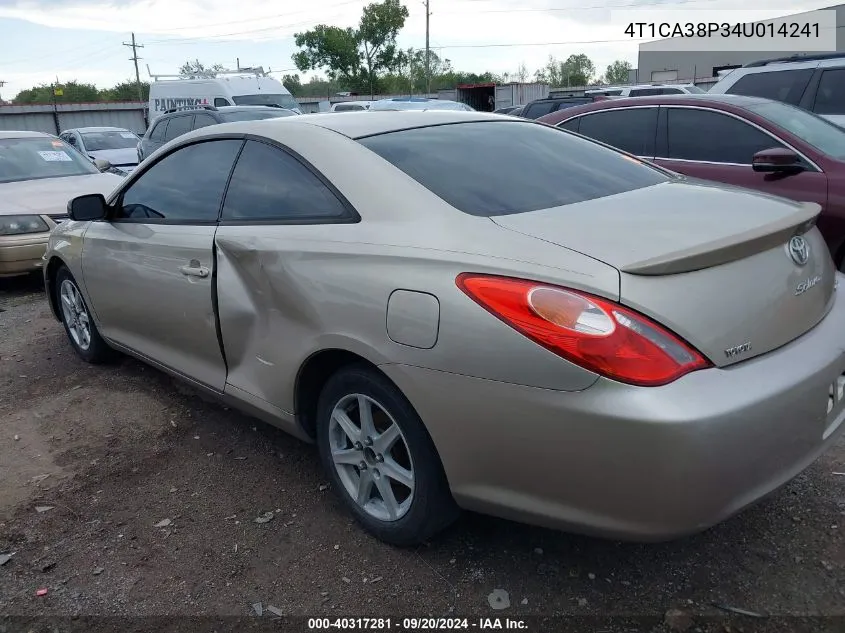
[0,0,835,99]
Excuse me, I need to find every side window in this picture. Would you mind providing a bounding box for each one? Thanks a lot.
[726,69,814,105]
[665,108,782,164]
[813,68,845,115]
[524,101,557,118]
[214,98,230,107]
[577,108,657,156]
[193,113,217,130]
[629,88,662,97]
[163,115,192,141]
[116,140,243,222]
[558,117,581,133]
[149,119,167,142]
[661,88,685,94]
[221,140,349,222]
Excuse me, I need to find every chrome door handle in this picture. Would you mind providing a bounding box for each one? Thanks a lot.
[180,264,209,278]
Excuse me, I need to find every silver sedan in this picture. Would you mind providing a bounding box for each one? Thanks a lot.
[45,111,845,545]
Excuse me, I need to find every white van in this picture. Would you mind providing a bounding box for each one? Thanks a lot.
[147,68,301,121]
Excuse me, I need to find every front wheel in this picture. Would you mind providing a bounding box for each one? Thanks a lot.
[316,365,459,546]
[56,266,117,364]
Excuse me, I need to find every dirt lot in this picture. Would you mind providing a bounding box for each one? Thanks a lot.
[1,274,844,631]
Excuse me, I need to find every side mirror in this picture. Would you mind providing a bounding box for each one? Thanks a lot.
[752,147,804,174]
[68,194,108,221]
[93,158,112,172]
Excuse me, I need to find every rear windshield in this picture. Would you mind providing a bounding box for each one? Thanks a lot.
[218,109,297,122]
[358,121,668,216]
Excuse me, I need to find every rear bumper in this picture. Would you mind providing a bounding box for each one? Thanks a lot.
[381,273,845,541]
[0,234,49,277]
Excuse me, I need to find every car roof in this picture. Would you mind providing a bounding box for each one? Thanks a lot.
[194,110,504,140]
[66,126,129,133]
[0,130,52,139]
[536,93,772,124]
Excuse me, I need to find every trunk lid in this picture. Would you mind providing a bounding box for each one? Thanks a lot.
[492,179,837,367]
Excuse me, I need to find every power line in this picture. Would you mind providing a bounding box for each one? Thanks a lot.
[441,0,722,13]
[435,36,654,48]
[148,0,366,34]
[145,10,358,45]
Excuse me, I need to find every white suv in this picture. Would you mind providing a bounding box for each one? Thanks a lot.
[708,53,845,127]
[585,84,705,97]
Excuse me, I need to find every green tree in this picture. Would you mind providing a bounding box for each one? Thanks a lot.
[605,60,633,84]
[563,54,595,86]
[179,59,225,78]
[13,81,100,104]
[293,0,409,97]
[282,73,303,95]
[101,80,150,102]
[534,54,595,87]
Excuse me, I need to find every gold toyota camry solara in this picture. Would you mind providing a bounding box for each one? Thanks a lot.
[45,111,845,546]
[0,131,123,277]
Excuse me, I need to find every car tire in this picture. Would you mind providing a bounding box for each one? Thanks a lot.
[316,364,459,546]
[55,266,117,364]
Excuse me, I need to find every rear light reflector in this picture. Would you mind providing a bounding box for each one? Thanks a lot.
[456,274,711,387]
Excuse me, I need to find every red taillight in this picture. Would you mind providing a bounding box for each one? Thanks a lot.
[456,274,711,387]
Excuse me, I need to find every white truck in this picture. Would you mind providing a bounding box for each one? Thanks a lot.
[147,66,301,121]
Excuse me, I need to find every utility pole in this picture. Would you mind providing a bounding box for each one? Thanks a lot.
[237,58,240,70]
[123,33,146,123]
[0,80,5,104]
[424,0,431,95]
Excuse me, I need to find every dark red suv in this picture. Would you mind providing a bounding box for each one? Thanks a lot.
[538,94,845,271]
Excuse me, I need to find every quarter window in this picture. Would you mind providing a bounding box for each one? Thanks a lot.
[576,108,657,156]
[813,68,845,115]
[214,98,230,107]
[149,120,167,142]
[665,108,783,164]
[558,118,580,133]
[725,69,814,105]
[116,140,242,222]
[221,140,349,222]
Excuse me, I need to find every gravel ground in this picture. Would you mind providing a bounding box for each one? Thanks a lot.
[1,274,844,632]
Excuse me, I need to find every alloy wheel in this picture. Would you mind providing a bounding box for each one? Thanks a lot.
[59,279,92,351]
[328,393,415,522]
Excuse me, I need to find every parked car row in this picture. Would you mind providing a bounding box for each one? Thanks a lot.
[536,93,845,272]
[24,109,845,548]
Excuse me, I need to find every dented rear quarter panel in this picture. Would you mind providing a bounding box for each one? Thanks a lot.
[212,121,618,416]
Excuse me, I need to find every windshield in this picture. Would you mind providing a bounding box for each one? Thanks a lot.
[81,130,139,151]
[359,121,668,216]
[218,109,297,122]
[745,101,845,160]
[0,136,99,184]
[232,93,299,109]
[685,85,706,93]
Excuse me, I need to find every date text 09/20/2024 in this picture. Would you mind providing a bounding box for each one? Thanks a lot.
[307,618,528,630]
[624,21,820,39]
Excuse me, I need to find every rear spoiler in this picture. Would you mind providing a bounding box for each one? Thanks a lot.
[621,202,821,276]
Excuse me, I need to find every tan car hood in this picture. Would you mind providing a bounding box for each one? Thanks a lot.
[0,173,123,216]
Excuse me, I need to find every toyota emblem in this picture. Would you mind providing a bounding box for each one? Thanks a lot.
[787,235,810,266]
